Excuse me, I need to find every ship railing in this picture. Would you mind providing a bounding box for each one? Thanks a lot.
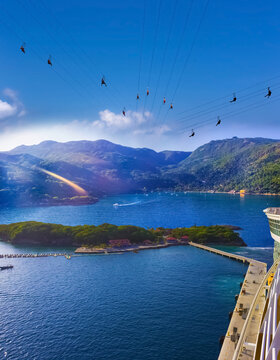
[232,258,280,360]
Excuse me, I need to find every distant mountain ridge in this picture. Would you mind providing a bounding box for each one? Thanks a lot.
[10,140,189,170]
[1,139,190,206]
[1,137,280,206]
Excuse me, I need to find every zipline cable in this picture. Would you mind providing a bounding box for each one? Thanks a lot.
[176,92,280,133]
[21,0,125,110]
[160,0,210,127]
[150,0,178,116]
[171,0,210,103]
[142,0,163,118]
[136,0,147,111]
[177,73,280,117]
[154,0,194,124]
[0,14,87,102]
[174,83,280,126]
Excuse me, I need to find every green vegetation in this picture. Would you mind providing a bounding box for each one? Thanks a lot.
[168,137,280,193]
[0,222,156,247]
[169,225,245,246]
[0,222,246,247]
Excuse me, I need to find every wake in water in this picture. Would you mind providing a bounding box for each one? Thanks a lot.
[113,201,142,207]
[113,198,159,208]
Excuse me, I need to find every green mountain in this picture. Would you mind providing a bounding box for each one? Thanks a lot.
[1,137,279,206]
[166,137,280,193]
[1,140,190,206]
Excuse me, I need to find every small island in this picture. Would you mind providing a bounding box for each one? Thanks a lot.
[0,222,246,254]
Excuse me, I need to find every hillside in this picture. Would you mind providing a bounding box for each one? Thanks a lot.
[1,140,190,206]
[166,137,280,193]
[0,137,280,206]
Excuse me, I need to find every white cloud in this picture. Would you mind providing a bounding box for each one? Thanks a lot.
[0,109,174,151]
[0,88,25,120]
[133,124,171,136]
[0,99,17,119]
[94,109,151,129]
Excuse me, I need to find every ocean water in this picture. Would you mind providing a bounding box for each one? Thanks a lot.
[0,192,279,360]
[0,192,279,247]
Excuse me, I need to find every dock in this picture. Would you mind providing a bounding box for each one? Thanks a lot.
[189,242,267,360]
[0,253,69,258]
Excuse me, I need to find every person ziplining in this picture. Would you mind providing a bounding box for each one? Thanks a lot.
[48,56,52,66]
[265,87,271,98]
[101,77,107,87]
[122,108,126,116]
[169,103,173,110]
[189,129,195,137]
[216,116,221,126]
[20,43,26,54]
[163,97,166,104]
[136,94,140,100]
[230,93,237,103]
[146,89,149,96]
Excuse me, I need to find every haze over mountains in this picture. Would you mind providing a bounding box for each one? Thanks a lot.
[0,137,279,206]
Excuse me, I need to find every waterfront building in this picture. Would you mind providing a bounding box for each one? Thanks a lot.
[180,235,189,243]
[108,239,131,247]
[166,237,178,244]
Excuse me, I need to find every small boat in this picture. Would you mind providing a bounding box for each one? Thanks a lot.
[113,203,119,208]
[0,265,13,270]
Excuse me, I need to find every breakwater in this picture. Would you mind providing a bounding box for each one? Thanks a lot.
[188,242,267,360]
[0,253,68,258]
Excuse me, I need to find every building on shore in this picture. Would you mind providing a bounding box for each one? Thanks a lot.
[108,239,131,247]
[166,237,178,244]
[180,235,189,243]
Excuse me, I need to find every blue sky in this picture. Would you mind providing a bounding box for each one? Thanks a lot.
[0,0,279,151]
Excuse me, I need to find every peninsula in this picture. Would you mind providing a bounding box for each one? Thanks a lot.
[0,222,246,253]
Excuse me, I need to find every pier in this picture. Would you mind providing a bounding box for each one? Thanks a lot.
[189,242,267,360]
[0,253,69,258]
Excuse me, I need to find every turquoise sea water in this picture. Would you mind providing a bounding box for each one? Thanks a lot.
[0,192,280,359]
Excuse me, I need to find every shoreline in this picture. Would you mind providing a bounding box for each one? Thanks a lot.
[74,239,246,255]
[3,190,280,209]
[74,242,188,255]
[173,190,280,196]
[75,242,189,254]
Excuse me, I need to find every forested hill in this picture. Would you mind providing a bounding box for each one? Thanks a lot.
[0,137,280,206]
[167,137,280,193]
[0,222,245,247]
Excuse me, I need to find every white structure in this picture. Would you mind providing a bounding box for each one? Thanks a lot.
[264,208,280,243]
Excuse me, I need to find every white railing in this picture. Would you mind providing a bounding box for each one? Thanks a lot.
[232,259,280,360]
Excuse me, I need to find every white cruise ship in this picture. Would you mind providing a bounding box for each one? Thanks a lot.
[221,208,280,360]
[264,208,280,243]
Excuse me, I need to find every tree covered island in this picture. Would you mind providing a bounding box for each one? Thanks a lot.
[0,222,246,253]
